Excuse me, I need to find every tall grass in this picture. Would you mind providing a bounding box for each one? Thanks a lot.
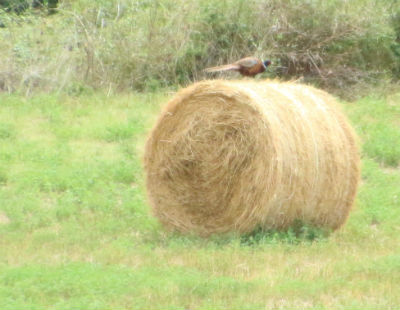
[0,0,399,96]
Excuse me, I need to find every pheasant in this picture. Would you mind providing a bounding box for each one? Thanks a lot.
[204,57,271,77]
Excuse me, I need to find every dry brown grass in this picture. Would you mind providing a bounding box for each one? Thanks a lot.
[144,80,360,236]
[0,0,398,96]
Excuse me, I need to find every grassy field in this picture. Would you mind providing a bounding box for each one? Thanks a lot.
[0,89,399,309]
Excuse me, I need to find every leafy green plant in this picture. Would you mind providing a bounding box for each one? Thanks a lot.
[240,221,331,246]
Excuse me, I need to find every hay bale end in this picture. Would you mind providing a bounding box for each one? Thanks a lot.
[144,80,360,236]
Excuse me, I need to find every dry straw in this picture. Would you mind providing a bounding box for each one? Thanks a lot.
[144,80,360,236]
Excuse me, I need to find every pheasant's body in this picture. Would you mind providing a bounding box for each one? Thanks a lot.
[205,57,271,77]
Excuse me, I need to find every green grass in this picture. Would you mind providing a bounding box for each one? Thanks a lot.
[0,91,399,309]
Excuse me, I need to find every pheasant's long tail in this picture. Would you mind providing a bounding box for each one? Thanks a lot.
[204,64,240,73]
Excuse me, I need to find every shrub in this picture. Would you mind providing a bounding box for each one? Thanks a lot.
[0,0,398,96]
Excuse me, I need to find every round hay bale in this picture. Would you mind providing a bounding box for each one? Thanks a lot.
[144,80,360,236]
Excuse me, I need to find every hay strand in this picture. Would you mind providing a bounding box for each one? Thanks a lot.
[144,80,360,236]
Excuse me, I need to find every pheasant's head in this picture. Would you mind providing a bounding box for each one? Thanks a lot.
[263,60,272,68]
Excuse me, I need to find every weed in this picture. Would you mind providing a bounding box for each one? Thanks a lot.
[240,221,331,246]
[0,0,399,96]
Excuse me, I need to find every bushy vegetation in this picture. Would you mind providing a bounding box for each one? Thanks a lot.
[0,0,399,96]
[0,0,58,13]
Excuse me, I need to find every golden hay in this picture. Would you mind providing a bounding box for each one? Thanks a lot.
[144,80,360,236]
